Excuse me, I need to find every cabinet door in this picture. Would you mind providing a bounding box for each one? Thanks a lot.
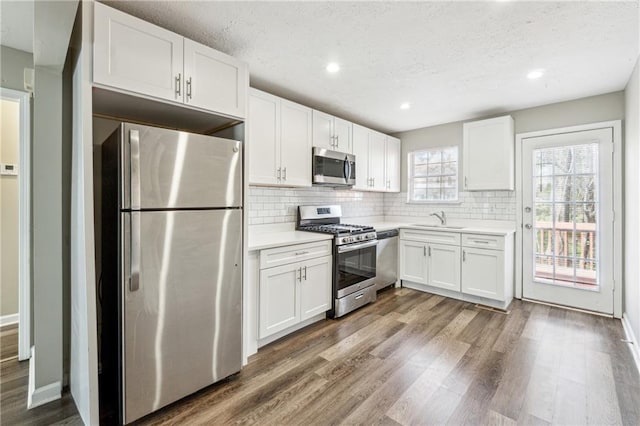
[94,2,183,102]
[300,255,332,321]
[463,115,514,191]
[259,263,300,338]
[368,130,387,191]
[248,90,280,186]
[400,240,427,284]
[312,110,335,150]
[280,99,312,187]
[352,124,370,190]
[333,117,352,153]
[184,39,247,118]
[385,136,401,192]
[461,247,505,300]
[428,243,461,292]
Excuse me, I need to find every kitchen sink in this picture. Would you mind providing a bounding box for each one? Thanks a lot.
[412,224,466,229]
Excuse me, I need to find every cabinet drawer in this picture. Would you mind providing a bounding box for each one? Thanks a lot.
[462,234,504,250]
[400,229,461,246]
[260,240,332,269]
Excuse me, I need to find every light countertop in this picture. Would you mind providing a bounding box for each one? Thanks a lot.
[248,229,332,251]
[248,220,515,251]
[364,221,515,236]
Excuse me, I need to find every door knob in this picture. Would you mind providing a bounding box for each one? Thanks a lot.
[524,224,532,229]
[524,206,532,213]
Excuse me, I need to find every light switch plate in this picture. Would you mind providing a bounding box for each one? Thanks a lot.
[0,163,18,176]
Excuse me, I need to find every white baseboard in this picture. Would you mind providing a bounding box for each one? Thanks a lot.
[0,313,19,327]
[621,314,640,375]
[27,346,62,409]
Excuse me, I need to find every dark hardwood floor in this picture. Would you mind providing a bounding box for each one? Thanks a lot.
[0,324,82,425]
[2,288,639,425]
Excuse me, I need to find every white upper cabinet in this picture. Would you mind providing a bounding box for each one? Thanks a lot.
[279,99,312,187]
[385,136,401,192]
[94,2,184,103]
[94,2,247,119]
[312,111,352,152]
[248,89,311,187]
[249,90,280,186]
[332,117,352,153]
[352,125,401,193]
[183,39,247,118]
[462,115,514,191]
[368,131,387,191]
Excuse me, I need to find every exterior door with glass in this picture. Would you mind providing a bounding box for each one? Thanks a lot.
[522,128,614,314]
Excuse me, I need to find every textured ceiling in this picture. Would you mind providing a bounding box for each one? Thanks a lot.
[103,1,638,133]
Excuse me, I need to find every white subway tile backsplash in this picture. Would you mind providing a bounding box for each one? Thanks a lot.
[247,186,515,225]
[247,186,385,225]
[383,191,515,222]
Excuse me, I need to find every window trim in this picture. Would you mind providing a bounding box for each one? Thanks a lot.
[407,145,461,204]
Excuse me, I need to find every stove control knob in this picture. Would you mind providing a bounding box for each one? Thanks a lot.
[357,235,363,241]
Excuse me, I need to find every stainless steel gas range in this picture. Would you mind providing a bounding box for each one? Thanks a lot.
[297,205,377,318]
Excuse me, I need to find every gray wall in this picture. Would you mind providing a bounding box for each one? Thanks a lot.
[624,57,640,346]
[32,66,63,389]
[1,45,32,91]
[395,92,625,193]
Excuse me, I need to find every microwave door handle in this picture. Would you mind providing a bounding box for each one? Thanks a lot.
[343,158,349,183]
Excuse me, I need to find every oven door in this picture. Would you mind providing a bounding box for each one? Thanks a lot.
[335,240,377,298]
[313,148,356,186]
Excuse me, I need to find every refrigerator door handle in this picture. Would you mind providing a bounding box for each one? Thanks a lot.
[130,212,141,292]
[130,129,141,210]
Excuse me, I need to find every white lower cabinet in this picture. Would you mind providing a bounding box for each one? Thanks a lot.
[400,239,460,291]
[461,247,507,301]
[300,256,332,320]
[429,243,461,292]
[400,229,513,308]
[259,263,299,338]
[259,244,332,339]
[400,240,427,284]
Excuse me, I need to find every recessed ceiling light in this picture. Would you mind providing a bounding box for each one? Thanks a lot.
[326,62,340,73]
[527,69,545,79]
[400,102,411,110]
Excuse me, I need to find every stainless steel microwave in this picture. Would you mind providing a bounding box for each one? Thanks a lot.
[312,147,356,187]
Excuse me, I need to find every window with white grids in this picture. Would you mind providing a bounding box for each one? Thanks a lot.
[408,146,459,202]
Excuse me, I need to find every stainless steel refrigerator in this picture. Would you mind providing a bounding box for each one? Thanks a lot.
[99,122,243,424]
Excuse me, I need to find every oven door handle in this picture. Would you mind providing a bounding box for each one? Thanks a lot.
[337,239,378,253]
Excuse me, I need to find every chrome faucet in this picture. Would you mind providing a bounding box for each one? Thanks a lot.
[430,211,446,225]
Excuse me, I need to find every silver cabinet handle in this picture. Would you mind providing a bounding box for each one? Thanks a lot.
[129,130,141,210]
[463,250,466,262]
[465,176,468,188]
[428,246,432,257]
[277,167,281,181]
[297,267,302,282]
[423,246,427,257]
[175,73,181,98]
[186,77,192,100]
[336,134,339,148]
[525,224,532,229]
[130,212,141,292]
[303,266,307,280]
[283,167,287,181]
[295,251,309,256]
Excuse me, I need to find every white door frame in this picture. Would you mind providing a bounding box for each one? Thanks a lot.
[515,120,623,318]
[1,88,31,359]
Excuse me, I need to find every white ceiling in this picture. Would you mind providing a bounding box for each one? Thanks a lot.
[0,0,34,54]
[107,1,638,133]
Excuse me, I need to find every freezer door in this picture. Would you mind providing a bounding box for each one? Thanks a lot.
[122,209,242,423]
[123,123,242,210]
